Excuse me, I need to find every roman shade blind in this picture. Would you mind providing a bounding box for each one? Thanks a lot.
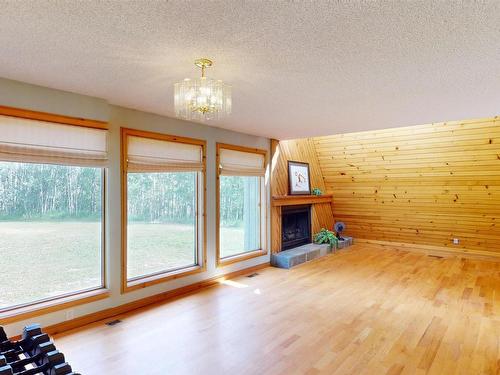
[127,135,203,172]
[219,148,266,176]
[0,115,108,166]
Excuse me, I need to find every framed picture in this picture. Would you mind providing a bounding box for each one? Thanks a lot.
[288,161,311,195]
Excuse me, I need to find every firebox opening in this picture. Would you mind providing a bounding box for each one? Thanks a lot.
[281,204,311,251]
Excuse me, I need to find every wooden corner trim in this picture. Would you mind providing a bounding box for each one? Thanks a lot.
[0,105,108,130]
[0,288,109,325]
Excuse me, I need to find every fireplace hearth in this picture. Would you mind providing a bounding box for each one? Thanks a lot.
[281,205,311,251]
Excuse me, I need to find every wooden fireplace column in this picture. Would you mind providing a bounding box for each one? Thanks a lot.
[270,139,335,253]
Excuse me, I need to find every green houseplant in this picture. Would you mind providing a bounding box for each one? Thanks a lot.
[314,228,338,250]
[312,187,322,196]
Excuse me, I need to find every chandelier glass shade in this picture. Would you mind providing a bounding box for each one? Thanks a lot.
[174,58,232,121]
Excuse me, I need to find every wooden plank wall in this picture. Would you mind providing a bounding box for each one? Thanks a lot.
[312,117,500,257]
[271,139,334,253]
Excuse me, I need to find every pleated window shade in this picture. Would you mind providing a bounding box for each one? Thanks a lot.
[219,148,265,176]
[0,115,108,166]
[127,135,203,172]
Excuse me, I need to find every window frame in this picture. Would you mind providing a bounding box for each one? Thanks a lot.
[121,128,207,293]
[0,105,109,324]
[216,143,268,267]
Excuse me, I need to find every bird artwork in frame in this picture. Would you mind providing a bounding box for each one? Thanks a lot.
[288,161,311,195]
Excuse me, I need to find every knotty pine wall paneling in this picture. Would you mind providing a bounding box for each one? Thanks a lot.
[313,117,500,258]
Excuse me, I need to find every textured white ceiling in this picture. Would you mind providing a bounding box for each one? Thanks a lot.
[1,1,499,139]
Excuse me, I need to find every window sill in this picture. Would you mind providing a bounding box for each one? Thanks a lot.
[218,249,268,267]
[123,265,205,293]
[0,288,109,325]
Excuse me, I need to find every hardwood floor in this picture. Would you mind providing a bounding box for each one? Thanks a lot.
[53,244,500,375]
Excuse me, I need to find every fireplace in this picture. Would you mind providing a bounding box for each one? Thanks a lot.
[281,205,311,251]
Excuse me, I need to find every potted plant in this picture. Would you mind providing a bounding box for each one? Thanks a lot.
[312,187,322,196]
[314,228,338,251]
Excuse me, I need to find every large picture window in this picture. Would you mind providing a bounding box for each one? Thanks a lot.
[217,144,267,265]
[127,172,197,279]
[0,113,107,313]
[122,129,205,291]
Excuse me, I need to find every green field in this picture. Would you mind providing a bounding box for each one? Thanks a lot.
[127,223,245,278]
[0,221,243,309]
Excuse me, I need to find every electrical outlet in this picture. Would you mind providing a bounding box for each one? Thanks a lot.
[65,309,74,321]
[453,238,460,245]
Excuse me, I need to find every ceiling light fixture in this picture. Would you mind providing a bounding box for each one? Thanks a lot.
[174,58,232,121]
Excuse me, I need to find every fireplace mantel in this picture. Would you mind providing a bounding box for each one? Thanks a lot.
[272,194,333,207]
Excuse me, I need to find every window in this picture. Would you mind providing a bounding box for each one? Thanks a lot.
[217,144,267,265]
[127,172,197,278]
[0,113,107,312]
[219,175,261,257]
[122,129,205,291]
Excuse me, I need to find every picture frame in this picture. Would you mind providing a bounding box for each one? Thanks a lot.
[288,161,311,195]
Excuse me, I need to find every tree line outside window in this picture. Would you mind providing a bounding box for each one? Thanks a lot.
[0,162,245,226]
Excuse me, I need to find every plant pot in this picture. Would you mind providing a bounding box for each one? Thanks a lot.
[336,237,353,249]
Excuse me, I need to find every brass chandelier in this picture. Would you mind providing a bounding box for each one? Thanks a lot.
[174,58,232,121]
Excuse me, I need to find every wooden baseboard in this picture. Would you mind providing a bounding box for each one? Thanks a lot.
[355,239,500,261]
[9,262,269,340]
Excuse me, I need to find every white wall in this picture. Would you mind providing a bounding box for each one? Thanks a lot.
[0,78,271,336]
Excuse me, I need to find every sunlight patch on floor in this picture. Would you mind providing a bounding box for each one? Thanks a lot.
[219,279,249,288]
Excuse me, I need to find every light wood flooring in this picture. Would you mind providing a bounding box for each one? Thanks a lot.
[54,244,500,374]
